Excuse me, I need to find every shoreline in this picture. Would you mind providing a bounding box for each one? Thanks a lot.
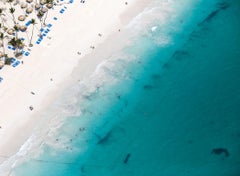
[0,0,152,169]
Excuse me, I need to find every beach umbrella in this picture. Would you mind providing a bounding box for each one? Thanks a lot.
[26,0,33,3]
[19,25,27,32]
[26,7,33,14]
[18,43,24,49]
[40,0,47,5]
[46,3,53,9]
[18,15,26,21]
[7,29,14,35]
[21,3,28,9]
[15,24,21,30]
[35,4,41,10]
[41,7,48,13]
[0,60,4,68]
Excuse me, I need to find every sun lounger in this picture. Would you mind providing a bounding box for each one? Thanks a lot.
[12,60,20,67]
[25,21,31,26]
[11,58,16,64]
[25,52,30,56]
[47,24,52,28]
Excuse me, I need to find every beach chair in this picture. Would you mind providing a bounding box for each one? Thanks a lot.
[11,58,16,64]
[12,60,20,67]
[25,52,30,56]
[47,24,52,28]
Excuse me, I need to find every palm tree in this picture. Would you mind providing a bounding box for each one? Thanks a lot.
[43,0,54,25]
[9,7,16,24]
[0,8,6,27]
[37,11,44,31]
[13,25,19,39]
[29,18,36,47]
[4,54,13,65]
[9,37,17,47]
[9,37,24,57]
[7,0,16,24]
[0,32,6,56]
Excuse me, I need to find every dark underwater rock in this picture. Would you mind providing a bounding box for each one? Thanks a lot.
[211,148,230,157]
[123,153,131,164]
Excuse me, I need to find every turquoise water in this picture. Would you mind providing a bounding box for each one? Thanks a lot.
[7,0,240,175]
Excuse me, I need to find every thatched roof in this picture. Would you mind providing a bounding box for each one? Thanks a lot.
[46,3,53,9]
[0,60,4,68]
[7,28,14,35]
[26,7,33,13]
[19,25,27,32]
[21,3,27,8]
[18,15,26,21]
[40,0,47,5]
[41,7,48,13]
[35,4,41,10]
[26,0,33,3]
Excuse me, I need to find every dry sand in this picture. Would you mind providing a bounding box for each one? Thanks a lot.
[0,0,151,165]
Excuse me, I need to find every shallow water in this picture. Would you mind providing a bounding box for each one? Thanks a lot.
[7,0,240,175]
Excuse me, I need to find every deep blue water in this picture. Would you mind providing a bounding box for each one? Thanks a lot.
[9,0,240,175]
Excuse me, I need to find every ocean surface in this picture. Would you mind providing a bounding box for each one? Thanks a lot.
[2,0,240,175]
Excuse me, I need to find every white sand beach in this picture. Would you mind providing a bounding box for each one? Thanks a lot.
[0,0,150,166]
